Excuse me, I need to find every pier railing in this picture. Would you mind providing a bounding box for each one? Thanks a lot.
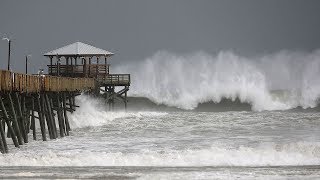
[0,70,95,93]
[48,64,110,78]
[99,74,130,86]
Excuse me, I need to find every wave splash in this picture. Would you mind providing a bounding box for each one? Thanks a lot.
[69,95,168,128]
[115,50,320,111]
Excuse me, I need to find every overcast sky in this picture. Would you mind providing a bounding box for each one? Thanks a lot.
[0,0,320,73]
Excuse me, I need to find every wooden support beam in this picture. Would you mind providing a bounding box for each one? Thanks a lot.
[44,94,56,139]
[56,93,65,137]
[0,95,19,148]
[22,95,30,137]
[125,86,128,111]
[22,95,30,135]
[15,92,28,143]
[31,96,36,140]
[8,93,24,145]
[101,85,129,111]
[68,92,75,113]
[37,94,47,141]
[49,96,58,138]
[63,92,70,134]
[0,115,8,153]
[42,93,53,139]
[72,94,76,111]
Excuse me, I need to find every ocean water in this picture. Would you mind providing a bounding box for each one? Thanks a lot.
[1,50,320,179]
[0,95,320,179]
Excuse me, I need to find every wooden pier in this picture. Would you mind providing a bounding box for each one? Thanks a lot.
[0,42,130,154]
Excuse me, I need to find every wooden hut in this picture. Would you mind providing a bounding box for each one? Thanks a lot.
[44,42,130,109]
[44,42,113,78]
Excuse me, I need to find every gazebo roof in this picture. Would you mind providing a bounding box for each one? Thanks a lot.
[44,42,114,57]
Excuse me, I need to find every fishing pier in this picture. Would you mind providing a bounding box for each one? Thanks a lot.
[0,42,130,154]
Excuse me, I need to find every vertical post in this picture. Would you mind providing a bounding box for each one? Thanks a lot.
[0,123,7,153]
[71,57,74,77]
[42,93,53,139]
[105,56,107,76]
[72,94,76,111]
[68,92,74,113]
[88,57,91,77]
[107,86,111,111]
[22,95,29,134]
[62,93,70,134]
[74,56,78,77]
[104,86,108,105]
[56,93,65,137]
[57,55,60,76]
[31,96,36,140]
[37,94,47,141]
[7,40,11,71]
[8,93,24,145]
[49,56,53,75]
[96,57,99,78]
[15,92,28,143]
[112,86,115,110]
[46,94,57,139]
[66,57,69,76]
[0,115,8,153]
[0,95,19,148]
[125,86,128,111]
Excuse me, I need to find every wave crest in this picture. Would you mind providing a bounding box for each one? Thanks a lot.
[115,50,320,111]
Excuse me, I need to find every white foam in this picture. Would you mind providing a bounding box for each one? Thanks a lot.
[1,142,319,166]
[114,50,320,111]
[69,95,168,128]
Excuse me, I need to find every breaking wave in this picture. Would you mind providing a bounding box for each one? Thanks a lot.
[69,95,168,128]
[1,142,319,166]
[114,50,320,111]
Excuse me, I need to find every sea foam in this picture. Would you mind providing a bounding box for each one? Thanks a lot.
[1,142,319,166]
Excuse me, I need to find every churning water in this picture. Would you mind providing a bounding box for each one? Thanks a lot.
[1,50,320,179]
[0,95,319,179]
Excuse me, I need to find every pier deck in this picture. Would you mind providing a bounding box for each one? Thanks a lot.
[0,69,97,154]
[0,69,130,154]
[0,41,130,154]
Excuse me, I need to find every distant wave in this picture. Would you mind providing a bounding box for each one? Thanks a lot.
[114,50,320,111]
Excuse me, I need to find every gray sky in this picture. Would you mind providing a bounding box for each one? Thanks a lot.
[1,0,320,73]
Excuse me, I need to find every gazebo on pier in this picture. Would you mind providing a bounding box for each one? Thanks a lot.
[44,42,113,78]
[44,42,130,110]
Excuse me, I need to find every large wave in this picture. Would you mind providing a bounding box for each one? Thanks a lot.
[114,50,320,111]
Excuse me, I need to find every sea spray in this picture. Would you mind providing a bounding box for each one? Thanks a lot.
[114,50,320,111]
[69,95,168,128]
